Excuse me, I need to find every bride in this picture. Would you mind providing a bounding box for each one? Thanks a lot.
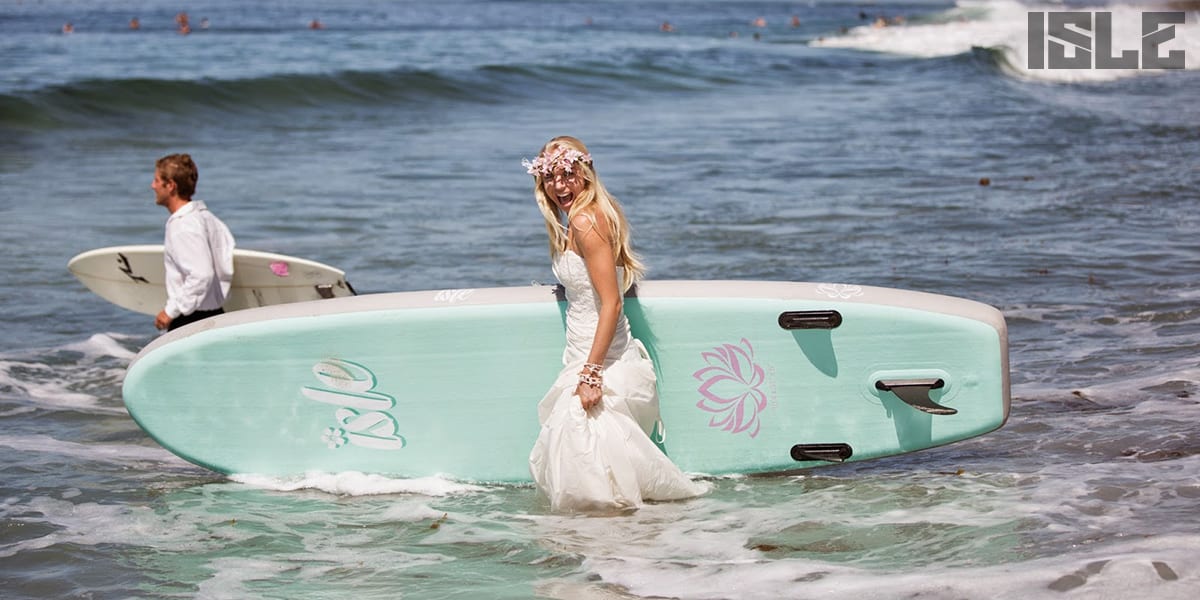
[524,136,709,513]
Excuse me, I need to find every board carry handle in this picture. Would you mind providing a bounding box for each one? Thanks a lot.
[875,378,957,415]
[315,280,358,299]
[778,310,842,330]
[791,443,854,463]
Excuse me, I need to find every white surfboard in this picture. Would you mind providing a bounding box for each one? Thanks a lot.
[68,245,356,316]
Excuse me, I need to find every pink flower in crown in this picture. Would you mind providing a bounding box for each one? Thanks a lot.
[693,338,767,438]
[522,147,592,177]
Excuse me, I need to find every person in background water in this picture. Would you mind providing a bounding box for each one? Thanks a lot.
[151,154,235,332]
[523,136,709,513]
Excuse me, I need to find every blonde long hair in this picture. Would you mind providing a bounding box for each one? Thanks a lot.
[530,136,645,291]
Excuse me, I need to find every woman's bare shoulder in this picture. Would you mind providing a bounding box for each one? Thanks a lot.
[569,210,609,235]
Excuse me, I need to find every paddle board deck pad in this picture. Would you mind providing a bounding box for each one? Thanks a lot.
[122,281,1009,481]
[68,245,355,316]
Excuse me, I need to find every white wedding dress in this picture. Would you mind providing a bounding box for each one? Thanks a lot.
[528,251,709,513]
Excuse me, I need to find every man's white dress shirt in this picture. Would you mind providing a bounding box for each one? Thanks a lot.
[163,200,235,319]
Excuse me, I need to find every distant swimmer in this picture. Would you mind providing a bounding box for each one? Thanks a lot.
[129,17,140,30]
[61,22,74,34]
[752,17,766,28]
[310,19,325,30]
[660,21,674,32]
[791,15,801,28]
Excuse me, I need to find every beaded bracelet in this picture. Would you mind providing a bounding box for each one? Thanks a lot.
[578,373,603,388]
[578,362,604,388]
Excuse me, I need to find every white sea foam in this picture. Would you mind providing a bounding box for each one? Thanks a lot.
[62,332,140,361]
[0,496,164,559]
[192,532,460,599]
[230,471,491,497]
[0,492,456,598]
[194,558,293,600]
[0,406,37,418]
[0,359,117,413]
[4,460,1196,598]
[1062,355,1200,406]
[514,444,1200,598]
[377,500,458,523]
[0,433,192,468]
[544,487,1200,599]
[813,1,1200,83]
[0,332,137,415]
[584,536,1200,600]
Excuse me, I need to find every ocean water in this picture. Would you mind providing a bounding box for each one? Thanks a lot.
[2,0,1199,597]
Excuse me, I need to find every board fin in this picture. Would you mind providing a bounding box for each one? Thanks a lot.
[875,378,957,415]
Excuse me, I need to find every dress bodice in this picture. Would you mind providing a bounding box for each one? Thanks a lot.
[552,250,631,362]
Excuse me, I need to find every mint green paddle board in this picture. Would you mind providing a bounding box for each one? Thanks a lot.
[122,281,1009,481]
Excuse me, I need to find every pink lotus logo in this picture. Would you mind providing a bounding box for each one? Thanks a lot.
[693,338,767,438]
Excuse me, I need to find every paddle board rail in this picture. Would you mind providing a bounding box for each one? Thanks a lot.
[135,280,1005,355]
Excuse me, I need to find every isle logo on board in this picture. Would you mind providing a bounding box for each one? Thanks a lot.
[302,358,407,451]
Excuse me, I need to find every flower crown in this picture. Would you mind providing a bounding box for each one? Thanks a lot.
[522,146,593,177]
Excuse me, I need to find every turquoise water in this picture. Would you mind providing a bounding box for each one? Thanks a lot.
[2,0,1199,597]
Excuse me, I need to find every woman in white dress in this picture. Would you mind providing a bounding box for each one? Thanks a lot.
[524,136,709,513]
